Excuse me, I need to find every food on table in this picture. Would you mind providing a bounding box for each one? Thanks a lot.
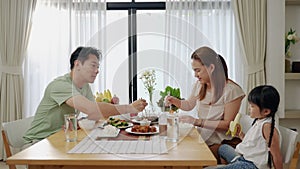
[111,94,119,104]
[132,116,158,125]
[102,125,119,136]
[145,116,158,122]
[95,89,120,104]
[134,116,143,121]
[131,125,157,133]
[139,119,151,126]
[107,117,129,128]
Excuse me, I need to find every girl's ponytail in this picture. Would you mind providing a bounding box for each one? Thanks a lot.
[267,113,275,168]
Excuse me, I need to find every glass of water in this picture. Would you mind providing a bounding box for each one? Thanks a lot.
[64,114,77,142]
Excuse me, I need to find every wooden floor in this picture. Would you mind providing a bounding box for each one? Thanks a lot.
[0,161,26,169]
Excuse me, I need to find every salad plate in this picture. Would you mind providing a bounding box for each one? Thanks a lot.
[107,117,132,129]
[116,122,133,129]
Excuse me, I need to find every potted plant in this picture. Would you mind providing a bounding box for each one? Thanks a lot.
[285,28,300,72]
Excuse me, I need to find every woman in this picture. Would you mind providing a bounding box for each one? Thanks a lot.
[166,46,245,163]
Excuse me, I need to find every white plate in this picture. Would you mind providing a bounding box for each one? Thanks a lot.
[125,126,159,135]
[109,114,130,121]
[131,119,158,124]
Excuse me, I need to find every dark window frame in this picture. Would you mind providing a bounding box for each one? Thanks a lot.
[107,1,166,103]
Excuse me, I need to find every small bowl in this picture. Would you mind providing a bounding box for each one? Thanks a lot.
[146,116,158,122]
[140,120,151,126]
[134,116,143,121]
[78,119,97,130]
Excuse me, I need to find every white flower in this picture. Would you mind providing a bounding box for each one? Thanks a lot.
[139,69,156,102]
[287,34,294,40]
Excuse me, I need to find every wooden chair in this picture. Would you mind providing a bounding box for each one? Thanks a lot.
[289,141,300,169]
[1,116,34,169]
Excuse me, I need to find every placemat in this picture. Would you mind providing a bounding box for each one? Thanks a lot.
[68,134,167,154]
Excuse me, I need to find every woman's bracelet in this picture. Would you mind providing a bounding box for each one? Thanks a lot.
[200,119,204,127]
[196,119,204,127]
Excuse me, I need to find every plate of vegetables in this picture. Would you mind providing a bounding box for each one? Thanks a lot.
[107,117,133,129]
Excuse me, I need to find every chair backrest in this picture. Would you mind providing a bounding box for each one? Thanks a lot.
[239,114,299,166]
[2,116,34,169]
[2,116,34,154]
[240,113,253,133]
[279,125,299,164]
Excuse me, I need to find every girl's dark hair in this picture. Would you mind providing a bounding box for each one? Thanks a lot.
[191,46,228,103]
[248,85,280,168]
[70,46,102,70]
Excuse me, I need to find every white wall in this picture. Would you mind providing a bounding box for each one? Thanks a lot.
[285,5,300,111]
[271,0,300,144]
[266,0,285,118]
[284,3,300,143]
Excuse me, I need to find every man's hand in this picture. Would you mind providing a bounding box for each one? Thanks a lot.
[131,99,148,112]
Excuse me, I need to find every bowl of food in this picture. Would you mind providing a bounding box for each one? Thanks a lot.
[139,119,151,126]
[145,116,158,123]
[78,119,97,130]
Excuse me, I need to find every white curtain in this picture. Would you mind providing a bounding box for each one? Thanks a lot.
[232,0,266,94]
[24,0,107,117]
[164,0,245,105]
[0,0,37,159]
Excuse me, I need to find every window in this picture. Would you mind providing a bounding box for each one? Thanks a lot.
[25,1,166,116]
[25,0,239,116]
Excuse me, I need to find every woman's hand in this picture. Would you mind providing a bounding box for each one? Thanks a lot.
[131,99,148,112]
[179,115,197,125]
[164,95,173,107]
[165,95,180,108]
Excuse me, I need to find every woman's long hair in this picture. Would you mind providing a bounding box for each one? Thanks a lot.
[191,46,228,104]
[248,85,280,168]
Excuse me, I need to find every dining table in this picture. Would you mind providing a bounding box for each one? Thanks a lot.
[7,124,217,169]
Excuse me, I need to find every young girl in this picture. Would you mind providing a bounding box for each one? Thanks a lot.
[217,85,283,169]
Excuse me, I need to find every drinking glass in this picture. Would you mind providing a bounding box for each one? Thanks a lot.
[64,114,77,142]
[166,113,179,142]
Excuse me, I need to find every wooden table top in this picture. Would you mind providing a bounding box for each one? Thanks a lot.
[7,127,217,168]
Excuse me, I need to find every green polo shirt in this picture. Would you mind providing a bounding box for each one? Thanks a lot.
[23,73,94,143]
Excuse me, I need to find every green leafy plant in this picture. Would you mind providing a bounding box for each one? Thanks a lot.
[157,86,181,112]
